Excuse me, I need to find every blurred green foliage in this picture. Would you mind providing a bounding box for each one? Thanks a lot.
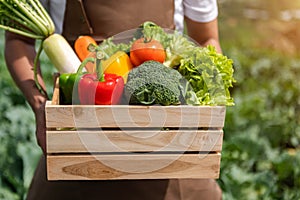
[217,1,300,199]
[0,0,300,199]
[219,48,300,200]
[0,30,38,199]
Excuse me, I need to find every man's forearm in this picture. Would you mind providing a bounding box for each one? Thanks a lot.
[4,32,48,113]
[5,32,48,152]
[185,17,222,53]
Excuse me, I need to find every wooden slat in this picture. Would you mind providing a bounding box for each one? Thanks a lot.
[47,153,221,180]
[47,130,223,153]
[45,102,226,128]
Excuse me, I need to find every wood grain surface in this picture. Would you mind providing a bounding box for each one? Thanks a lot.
[47,153,221,180]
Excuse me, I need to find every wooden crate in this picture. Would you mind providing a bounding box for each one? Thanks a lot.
[45,78,226,180]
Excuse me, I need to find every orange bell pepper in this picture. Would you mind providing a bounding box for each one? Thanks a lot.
[102,51,133,83]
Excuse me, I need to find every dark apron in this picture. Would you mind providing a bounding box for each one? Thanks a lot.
[62,0,175,45]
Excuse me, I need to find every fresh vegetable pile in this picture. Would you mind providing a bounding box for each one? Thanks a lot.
[66,21,235,106]
[0,1,235,106]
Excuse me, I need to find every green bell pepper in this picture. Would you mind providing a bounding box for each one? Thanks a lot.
[59,57,94,105]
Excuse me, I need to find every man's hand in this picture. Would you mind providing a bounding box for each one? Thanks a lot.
[35,100,47,154]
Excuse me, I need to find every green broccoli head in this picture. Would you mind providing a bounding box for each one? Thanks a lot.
[124,61,187,105]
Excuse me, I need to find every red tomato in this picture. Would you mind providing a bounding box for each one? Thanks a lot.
[130,38,166,66]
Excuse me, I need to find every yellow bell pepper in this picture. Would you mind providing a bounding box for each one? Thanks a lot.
[102,51,133,82]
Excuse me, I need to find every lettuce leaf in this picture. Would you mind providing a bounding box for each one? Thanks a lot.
[177,45,235,106]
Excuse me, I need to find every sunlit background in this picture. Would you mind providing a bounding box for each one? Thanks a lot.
[219,0,300,56]
[0,0,299,199]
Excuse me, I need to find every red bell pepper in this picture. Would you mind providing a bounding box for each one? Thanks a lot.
[78,54,124,105]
